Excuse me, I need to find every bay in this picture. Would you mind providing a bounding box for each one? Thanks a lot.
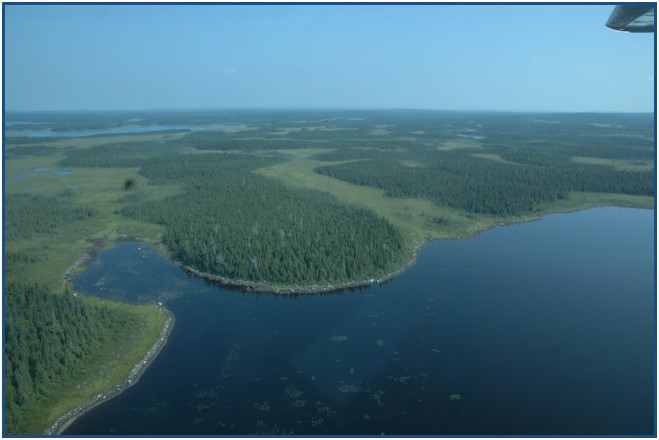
[64,207,655,435]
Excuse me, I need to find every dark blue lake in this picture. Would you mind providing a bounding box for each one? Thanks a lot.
[65,207,655,435]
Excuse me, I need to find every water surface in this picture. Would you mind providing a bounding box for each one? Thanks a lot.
[4,123,247,138]
[32,168,74,175]
[65,208,655,435]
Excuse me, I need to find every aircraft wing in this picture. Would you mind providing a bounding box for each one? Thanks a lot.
[606,4,655,33]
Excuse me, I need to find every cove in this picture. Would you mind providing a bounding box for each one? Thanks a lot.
[64,207,655,435]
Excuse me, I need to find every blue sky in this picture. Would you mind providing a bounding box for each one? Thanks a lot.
[3,3,655,112]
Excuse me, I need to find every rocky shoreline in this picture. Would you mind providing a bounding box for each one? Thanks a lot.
[177,239,427,295]
[44,306,175,435]
[63,235,142,282]
[62,250,94,282]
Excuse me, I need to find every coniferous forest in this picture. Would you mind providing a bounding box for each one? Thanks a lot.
[314,149,652,216]
[4,282,141,433]
[120,153,405,286]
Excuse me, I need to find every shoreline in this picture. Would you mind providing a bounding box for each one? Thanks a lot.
[175,215,536,295]
[63,204,652,299]
[44,306,175,435]
[177,238,426,295]
[173,204,653,295]
[171,210,557,294]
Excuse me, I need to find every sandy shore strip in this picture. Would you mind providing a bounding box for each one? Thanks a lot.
[44,306,175,435]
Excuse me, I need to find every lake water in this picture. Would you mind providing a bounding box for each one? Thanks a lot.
[64,207,655,435]
[10,168,74,184]
[4,123,248,138]
[32,168,74,175]
[457,133,486,140]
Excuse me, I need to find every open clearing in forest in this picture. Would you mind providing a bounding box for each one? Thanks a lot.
[471,153,521,165]
[257,150,484,247]
[5,153,174,288]
[571,156,654,172]
[437,138,481,150]
[260,150,516,250]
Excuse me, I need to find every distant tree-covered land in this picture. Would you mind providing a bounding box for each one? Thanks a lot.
[3,109,654,433]
[312,113,654,215]
[315,150,652,215]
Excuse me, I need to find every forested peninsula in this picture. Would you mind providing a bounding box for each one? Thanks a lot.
[4,110,654,433]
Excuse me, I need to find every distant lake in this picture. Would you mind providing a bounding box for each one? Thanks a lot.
[283,117,366,124]
[65,207,655,435]
[32,168,73,175]
[4,121,51,126]
[4,123,247,138]
[11,168,75,183]
[457,133,486,140]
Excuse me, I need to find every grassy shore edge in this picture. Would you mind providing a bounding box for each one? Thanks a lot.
[44,307,174,435]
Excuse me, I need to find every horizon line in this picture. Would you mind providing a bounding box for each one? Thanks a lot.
[4,107,655,114]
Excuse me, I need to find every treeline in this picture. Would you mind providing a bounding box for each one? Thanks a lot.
[4,282,141,434]
[5,145,64,158]
[5,248,49,280]
[311,148,411,162]
[164,130,432,153]
[121,153,404,285]
[484,136,654,162]
[315,150,654,216]
[476,115,654,161]
[137,151,282,184]
[311,113,654,216]
[6,193,96,241]
[164,131,328,151]
[59,141,176,168]
[5,136,69,145]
